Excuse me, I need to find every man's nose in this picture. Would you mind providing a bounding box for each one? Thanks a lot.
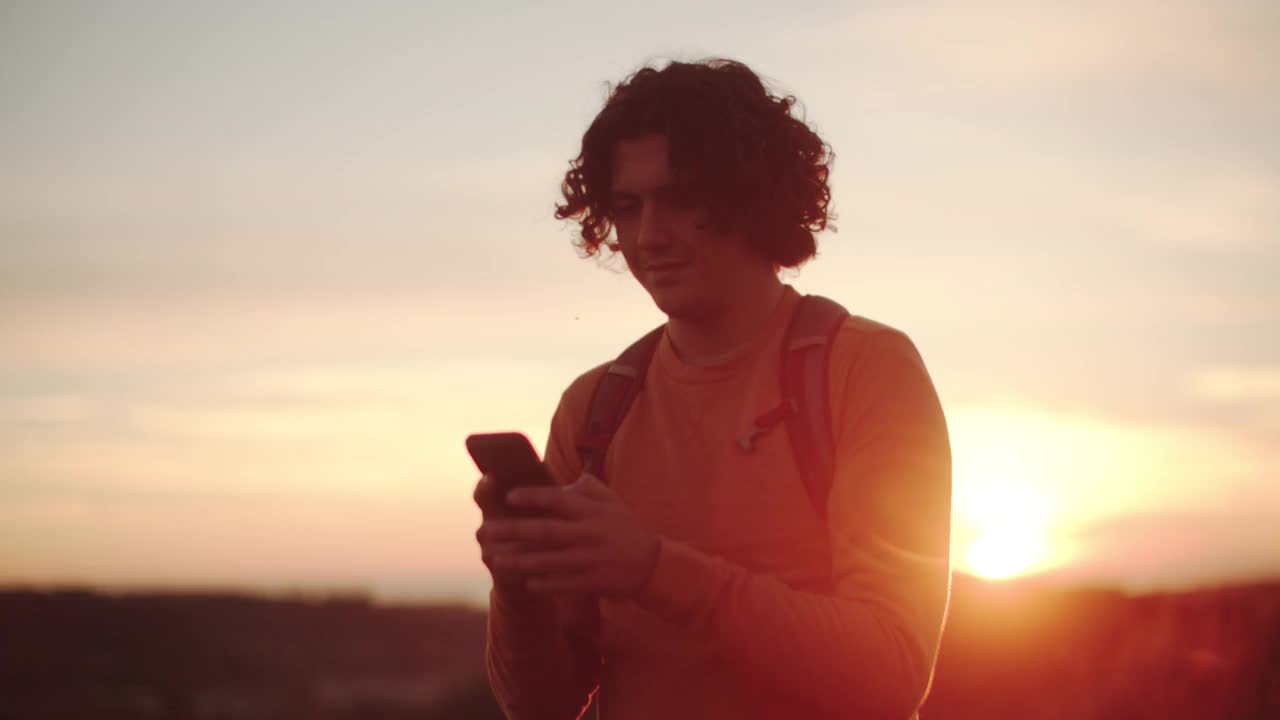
[636,202,673,250]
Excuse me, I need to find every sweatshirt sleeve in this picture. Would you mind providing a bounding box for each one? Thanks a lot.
[634,328,952,718]
[485,379,604,720]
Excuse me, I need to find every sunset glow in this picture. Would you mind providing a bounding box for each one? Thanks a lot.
[1,2,1277,603]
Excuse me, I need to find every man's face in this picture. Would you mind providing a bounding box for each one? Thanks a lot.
[608,133,766,319]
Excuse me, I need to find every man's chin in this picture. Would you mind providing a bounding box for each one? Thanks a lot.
[645,285,694,318]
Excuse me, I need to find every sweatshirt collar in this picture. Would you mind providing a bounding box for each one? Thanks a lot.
[655,284,801,385]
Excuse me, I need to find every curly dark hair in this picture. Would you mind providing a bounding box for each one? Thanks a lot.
[554,58,836,268]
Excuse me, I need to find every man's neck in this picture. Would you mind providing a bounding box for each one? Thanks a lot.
[666,277,786,366]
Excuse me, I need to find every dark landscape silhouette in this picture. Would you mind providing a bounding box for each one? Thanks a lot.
[3,574,1278,719]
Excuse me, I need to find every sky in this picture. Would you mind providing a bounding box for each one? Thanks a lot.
[1,0,1277,605]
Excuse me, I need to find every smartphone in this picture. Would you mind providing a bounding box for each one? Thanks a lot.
[465,432,554,516]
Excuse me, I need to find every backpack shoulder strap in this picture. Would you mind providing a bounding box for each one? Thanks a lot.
[577,325,666,481]
[780,294,850,518]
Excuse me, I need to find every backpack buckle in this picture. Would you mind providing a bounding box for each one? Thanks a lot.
[737,423,766,452]
[736,398,798,452]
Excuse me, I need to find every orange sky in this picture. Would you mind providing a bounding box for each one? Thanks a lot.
[1,1,1277,604]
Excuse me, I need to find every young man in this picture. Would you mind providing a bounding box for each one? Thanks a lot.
[473,58,951,720]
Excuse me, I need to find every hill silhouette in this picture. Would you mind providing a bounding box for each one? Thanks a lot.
[2,575,1277,719]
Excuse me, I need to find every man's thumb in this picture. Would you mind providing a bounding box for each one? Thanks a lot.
[572,472,609,498]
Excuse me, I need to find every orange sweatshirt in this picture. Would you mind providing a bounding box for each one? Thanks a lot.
[486,285,952,720]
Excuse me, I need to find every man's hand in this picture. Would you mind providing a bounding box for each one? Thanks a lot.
[473,473,535,596]
[479,474,661,598]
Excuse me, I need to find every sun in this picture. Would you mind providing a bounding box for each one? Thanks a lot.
[964,525,1047,580]
[955,478,1052,580]
[950,409,1057,581]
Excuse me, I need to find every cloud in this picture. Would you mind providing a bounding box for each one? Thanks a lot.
[1057,509,1280,591]
[842,1,1277,93]
[0,490,482,592]
[1119,173,1280,253]
[0,359,579,504]
[5,392,1275,595]
[831,134,1280,256]
[946,401,1279,588]
[0,139,571,301]
[1186,367,1280,402]
[0,394,99,426]
[948,403,1274,532]
[0,288,656,373]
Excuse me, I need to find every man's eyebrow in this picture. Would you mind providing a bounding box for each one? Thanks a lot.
[607,183,678,199]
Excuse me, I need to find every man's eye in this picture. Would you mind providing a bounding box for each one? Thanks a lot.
[664,187,700,209]
[671,193,698,209]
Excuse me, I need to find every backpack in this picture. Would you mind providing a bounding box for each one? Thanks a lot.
[575,295,850,518]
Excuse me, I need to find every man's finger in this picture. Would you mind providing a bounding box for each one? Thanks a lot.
[506,484,592,518]
[527,573,601,594]
[496,547,595,576]
[473,474,503,513]
[485,517,590,546]
[571,473,612,500]
[480,540,522,566]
